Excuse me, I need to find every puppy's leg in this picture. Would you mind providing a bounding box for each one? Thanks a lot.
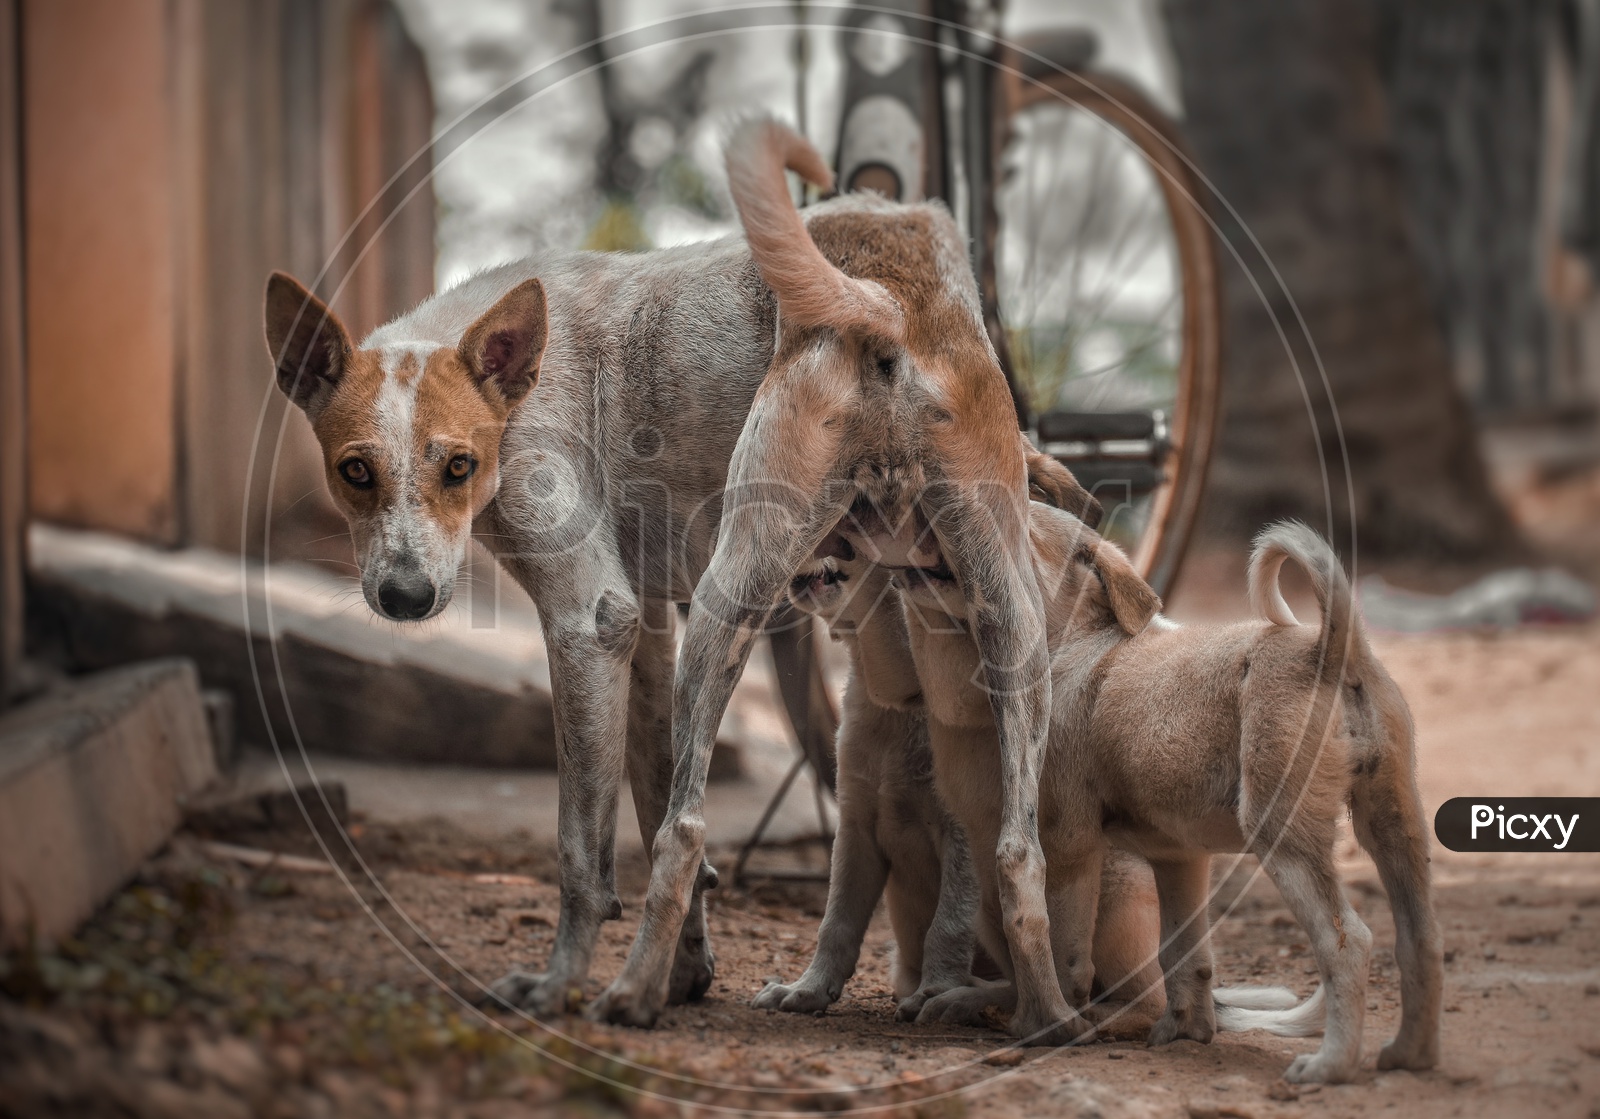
[1147,855,1218,1045]
[1257,848,1372,1084]
[755,783,888,1014]
[625,598,717,1005]
[1045,844,1103,1032]
[489,564,638,1017]
[1350,714,1442,1072]
[897,822,979,1021]
[926,479,1076,1045]
[1091,851,1165,1018]
[590,420,851,1027]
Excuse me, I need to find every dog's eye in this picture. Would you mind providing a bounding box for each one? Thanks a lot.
[444,455,476,485]
[338,458,372,488]
[876,354,897,378]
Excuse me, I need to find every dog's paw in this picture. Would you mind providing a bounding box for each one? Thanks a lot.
[1376,1035,1438,1072]
[481,970,580,1018]
[896,981,960,1022]
[587,980,666,1029]
[752,981,834,1015]
[667,934,716,1005]
[1010,1006,1096,1047]
[916,985,1006,1028]
[1284,1049,1358,1084]
[1149,1006,1215,1047]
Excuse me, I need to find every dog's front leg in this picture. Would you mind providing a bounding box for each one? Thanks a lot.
[1147,855,1218,1045]
[625,598,716,1005]
[897,822,980,1021]
[488,570,638,1017]
[755,784,889,1014]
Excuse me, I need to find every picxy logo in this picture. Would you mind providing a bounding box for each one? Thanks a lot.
[1435,798,1596,853]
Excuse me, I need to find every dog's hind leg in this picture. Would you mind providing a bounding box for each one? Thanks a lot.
[1147,855,1218,1046]
[925,477,1080,1045]
[626,598,717,1006]
[489,556,639,1017]
[1255,846,1372,1083]
[1350,699,1442,1072]
[590,414,853,1027]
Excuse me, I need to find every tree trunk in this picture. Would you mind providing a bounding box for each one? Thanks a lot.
[1161,0,1520,562]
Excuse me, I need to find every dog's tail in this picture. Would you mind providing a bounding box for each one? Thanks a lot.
[1248,520,1366,684]
[724,117,905,341]
[1213,984,1325,1038]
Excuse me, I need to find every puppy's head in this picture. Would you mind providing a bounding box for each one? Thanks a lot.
[264,273,548,622]
[788,531,923,710]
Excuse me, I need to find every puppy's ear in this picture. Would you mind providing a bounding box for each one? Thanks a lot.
[1025,443,1103,528]
[1093,540,1162,635]
[264,272,352,419]
[460,278,548,408]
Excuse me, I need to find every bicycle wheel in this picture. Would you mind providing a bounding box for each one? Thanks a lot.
[986,65,1222,599]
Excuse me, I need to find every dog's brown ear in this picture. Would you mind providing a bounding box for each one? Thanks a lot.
[460,278,548,407]
[1093,540,1162,635]
[264,272,352,419]
[1025,444,1103,528]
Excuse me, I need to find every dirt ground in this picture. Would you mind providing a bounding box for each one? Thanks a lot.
[5,466,1600,1118]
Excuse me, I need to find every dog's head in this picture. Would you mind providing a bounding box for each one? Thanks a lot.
[894,503,1161,726]
[263,272,548,621]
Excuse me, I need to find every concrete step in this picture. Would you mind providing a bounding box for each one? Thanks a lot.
[0,658,216,948]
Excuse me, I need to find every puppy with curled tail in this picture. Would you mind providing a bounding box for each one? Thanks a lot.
[895,513,1438,1082]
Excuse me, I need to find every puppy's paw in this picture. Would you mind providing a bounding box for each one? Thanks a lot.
[482,970,580,1018]
[896,980,960,1022]
[916,985,1006,1028]
[752,981,834,1015]
[1148,1006,1214,1046]
[1284,1050,1357,1085]
[1376,1035,1438,1072]
[587,980,665,1029]
[667,934,716,1005]
[1010,1010,1096,1048]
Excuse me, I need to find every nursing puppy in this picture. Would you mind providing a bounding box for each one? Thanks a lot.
[898,514,1441,1083]
[759,544,1167,1023]
[592,118,1094,1033]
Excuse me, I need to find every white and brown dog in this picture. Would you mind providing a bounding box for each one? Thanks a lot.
[895,513,1441,1082]
[264,117,1092,1031]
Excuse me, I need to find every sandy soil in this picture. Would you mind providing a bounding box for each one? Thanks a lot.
[5,610,1600,1119]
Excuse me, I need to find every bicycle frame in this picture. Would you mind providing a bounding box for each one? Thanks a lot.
[834,0,1027,421]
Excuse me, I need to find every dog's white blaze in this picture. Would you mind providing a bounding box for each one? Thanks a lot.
[373,344,433,562]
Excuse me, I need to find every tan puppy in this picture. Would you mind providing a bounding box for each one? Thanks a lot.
[757,544,1167,1023]
[897,514,1440,1083]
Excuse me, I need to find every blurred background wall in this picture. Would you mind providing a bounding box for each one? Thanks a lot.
[16,0,433,561]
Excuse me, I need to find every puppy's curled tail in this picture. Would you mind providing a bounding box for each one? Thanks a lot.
[1248,520,1366,685]
[724,117,904,341]
[1214,984,1325,1038]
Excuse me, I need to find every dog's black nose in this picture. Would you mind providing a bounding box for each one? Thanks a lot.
[377,577,436,620]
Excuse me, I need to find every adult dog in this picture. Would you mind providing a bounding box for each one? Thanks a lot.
[588,118,1092,1034]
[896,513,1441,1082]
[262,117,1091,1028]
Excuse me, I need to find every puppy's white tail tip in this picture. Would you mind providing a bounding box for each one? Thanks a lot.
[1214,984,1326,1038]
